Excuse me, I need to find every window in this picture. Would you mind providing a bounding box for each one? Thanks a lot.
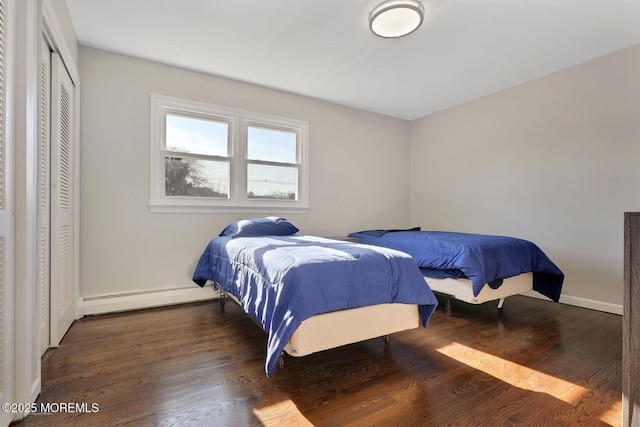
[150,94,308,213]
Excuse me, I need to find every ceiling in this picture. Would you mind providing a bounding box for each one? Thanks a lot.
[65,0,640,120]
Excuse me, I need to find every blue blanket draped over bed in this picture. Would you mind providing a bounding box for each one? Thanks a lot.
[348,230,564,302]
[192,235,438,377]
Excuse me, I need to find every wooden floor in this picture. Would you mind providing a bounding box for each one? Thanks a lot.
[14,295,622,426]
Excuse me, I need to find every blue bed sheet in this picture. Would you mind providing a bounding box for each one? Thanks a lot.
[348,230,564,302]
[192,235,438,377]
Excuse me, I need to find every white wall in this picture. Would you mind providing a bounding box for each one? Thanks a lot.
[78,46,411,301]
[410,44,640,309]
[78,41,640,312]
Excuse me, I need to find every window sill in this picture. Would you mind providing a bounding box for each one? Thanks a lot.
[148,203,310,214]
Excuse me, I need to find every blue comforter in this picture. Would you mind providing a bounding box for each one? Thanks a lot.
[348,230,564,302]
[192,235,438,377]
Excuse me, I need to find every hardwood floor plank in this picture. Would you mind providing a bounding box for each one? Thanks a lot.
[13,295,622,426]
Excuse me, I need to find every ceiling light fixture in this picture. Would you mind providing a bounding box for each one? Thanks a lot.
[369,0,424,38]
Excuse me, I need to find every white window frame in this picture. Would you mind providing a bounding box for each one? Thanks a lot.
[150,94,309,213]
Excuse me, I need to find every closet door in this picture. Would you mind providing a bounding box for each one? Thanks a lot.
[37,36,51,355]
[0,0,15,424]
[50,52,75,346]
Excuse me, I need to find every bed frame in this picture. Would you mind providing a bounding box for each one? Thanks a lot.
[217,286,420,363]
[425,272,533,312]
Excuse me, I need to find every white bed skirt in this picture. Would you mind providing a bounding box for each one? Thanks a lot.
[284,303,420,357]
[425,272,533,304]
[222,290,420,358]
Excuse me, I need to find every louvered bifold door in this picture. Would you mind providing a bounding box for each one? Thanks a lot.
[0,0,14,425]
[37,37,51,355]
[50,52,75,346]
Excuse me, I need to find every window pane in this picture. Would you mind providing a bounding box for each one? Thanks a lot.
[247,164,297,200]
[247,126,296,163]
[165,157,229,198]
[166,114,228,157]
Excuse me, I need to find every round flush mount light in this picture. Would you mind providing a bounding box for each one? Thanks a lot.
[369,0,424,38]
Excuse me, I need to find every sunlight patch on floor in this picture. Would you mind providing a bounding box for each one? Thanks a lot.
[253,399,314,426]
[436,342,589,406]
[598,400,622,426]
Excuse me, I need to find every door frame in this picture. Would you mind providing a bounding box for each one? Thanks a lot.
[13,0,80,419]
[0,0,16,425]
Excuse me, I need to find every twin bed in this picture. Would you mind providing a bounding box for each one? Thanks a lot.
[192,217,439,377]
[193,217,564,376]
[348,228,564,308]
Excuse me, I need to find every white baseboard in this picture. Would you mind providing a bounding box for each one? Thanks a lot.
[77,285,622,318]
[78,285,219,316]
[522,290,623,315]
